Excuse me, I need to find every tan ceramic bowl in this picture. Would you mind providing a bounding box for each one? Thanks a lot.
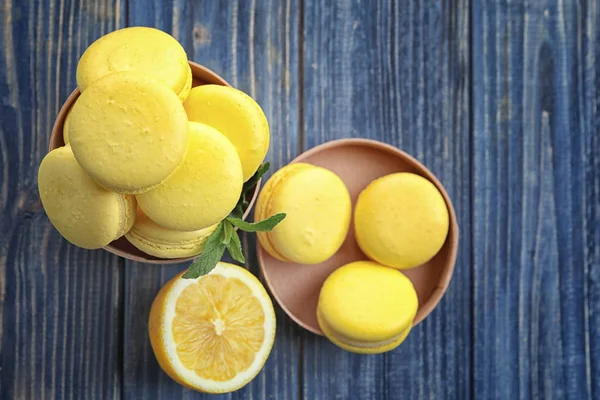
[48,61,260,264]
[257,139,459,335]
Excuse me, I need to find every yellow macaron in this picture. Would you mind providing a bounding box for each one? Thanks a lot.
[136,121,243,231]
[38,145,137,249]
[68,71,189,194]
[184,85,269,182]
[125,209,218,259]
[317,261,418,354]
[255,163,351,264]
[76,27,192,101]
[354,172,449,270]
[63,106,73,144]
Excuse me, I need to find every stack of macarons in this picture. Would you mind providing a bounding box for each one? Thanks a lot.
[256,166,449,353]
[39,27,270,258]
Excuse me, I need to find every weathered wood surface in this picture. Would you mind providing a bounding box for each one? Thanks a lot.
[0,0,598,399]
[0,1,125,399]
[472,1,600,399]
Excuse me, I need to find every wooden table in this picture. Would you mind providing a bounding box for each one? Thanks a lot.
[1,1,598,399]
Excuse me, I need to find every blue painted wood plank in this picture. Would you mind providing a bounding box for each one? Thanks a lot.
[123,1,301,399]
[301,1,471,399]
[0,0,126,399]
[472,0,600,398]
[581,2,600,397]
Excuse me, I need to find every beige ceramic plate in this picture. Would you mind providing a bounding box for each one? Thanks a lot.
[257,139,459,335]
[48,61,260,264]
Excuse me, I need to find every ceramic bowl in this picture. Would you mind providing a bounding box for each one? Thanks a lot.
[257,138,459,335]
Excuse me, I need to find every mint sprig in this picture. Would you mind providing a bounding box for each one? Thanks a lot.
[182,163,285,279]
[226,226,245,263]
[182,223,227,279]
[222,220,234,244]
[231,162,271,218]
[227,214,286,232]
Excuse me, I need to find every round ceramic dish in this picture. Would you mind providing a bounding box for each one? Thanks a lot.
[49,61,260,264]
[257,138,459,335]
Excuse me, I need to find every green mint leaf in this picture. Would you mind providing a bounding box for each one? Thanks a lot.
[226,231,246,263]
[231,204,244,219]
[226,213,286,232]
[182,243,226,279]
[243,162,270,194]
[232,163,271,218]
[222,220,234,244]
[203,221,225,252]
[183,222,226,279]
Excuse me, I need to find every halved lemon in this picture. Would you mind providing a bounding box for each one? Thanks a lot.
[148,262,276,393]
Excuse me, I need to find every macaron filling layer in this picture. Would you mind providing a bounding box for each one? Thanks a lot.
[115,195,137,238]
[125,209,218,258]
[317,309,411,349]
[127,230,212,250]
[174,64,193,102]
[126,227,215,257]
[255,163,313,262]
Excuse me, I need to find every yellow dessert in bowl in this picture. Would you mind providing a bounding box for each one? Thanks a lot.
[354,172,449,270]
[38,145,136,249]
[317,260,418,354]
[68,71,189,194]
[76,26,192,101]
[62,105,73,144]
[136,121,243,232]
[48,61,255,263]
[184,85,270,182]
[125,209,218,259]
[254,163,351,264]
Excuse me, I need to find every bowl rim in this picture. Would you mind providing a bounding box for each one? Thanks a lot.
[257,137,459,335]
[48,61,261,264]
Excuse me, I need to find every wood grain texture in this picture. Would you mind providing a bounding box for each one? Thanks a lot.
[472,0,600,398]
[301,1,471,399]
[123,1,301,398]
[0,0,125,399]
[2,0,599,399]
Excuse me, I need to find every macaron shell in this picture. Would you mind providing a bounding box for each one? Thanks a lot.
[76,27,192,101]
[125,209,217,258]
[38,145,134,249]
[177,64,193,102]
[69,71,189,194]
[317,309,412,354]
[262,164,351,264]
[136,121,243,231]
[317,261,418,343]
[254,163,314,262]
[354,173,449,269]
[116,194,138,238]
[62,106,73,144]
[184,85,269,181]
